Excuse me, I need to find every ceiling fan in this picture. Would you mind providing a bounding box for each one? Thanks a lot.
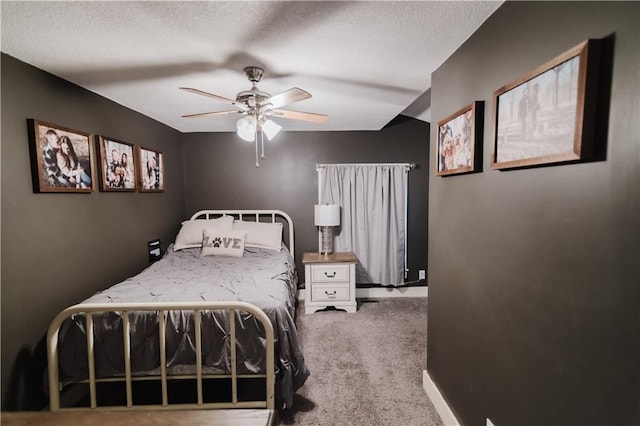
[180,66,328,166]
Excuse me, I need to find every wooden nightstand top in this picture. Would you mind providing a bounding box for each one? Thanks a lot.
[302,252,358,264]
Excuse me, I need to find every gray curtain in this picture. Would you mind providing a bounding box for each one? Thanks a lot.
[318,164,408,286]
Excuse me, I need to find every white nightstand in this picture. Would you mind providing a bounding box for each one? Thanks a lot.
[302,252,357,314]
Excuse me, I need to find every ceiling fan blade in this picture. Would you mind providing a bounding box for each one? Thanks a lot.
[182,110,241,119]
[180,87,240,106]
[260,88,311,109]
[269,109,328,123]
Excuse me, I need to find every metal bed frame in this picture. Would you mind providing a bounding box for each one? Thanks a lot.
[47,209,296,412]
[190,209,294,255]
[47,301,275,411]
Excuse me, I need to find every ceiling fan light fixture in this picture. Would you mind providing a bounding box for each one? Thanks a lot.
[262,119,282,141]
[182,65,327,166]
[236,116,256,142]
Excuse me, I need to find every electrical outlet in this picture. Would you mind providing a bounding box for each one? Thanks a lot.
[419,269,426,280]
[486,418,496,426]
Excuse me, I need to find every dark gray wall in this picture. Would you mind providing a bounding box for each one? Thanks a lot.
[427,2,639,425]
[1,54,186,410]
[182,116,430,283]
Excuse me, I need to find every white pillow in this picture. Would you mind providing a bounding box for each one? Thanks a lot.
[201,229,246,257]
[173,216,234,251]
[232,220,283,251]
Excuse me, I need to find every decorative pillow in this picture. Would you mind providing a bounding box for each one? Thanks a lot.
[173,216,234,251]
[201,229,247,257]
[232,220,283,251]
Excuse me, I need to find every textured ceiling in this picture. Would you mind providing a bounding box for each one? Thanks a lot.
[1,1,502,132]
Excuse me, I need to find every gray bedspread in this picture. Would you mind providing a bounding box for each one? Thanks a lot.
[57,245,309,409]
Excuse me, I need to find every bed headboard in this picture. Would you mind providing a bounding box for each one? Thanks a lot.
[190,210,294,255]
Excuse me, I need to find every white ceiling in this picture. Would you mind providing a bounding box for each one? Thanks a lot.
[1,1,502,133]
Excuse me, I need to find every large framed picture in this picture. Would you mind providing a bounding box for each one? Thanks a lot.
[97,136,137,191]
[137,146,164,192]
[436,101,483,176]
[491,39,600,170]
[27,119,95,193]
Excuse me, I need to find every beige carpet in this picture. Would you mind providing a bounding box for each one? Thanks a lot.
[280,298,444,426]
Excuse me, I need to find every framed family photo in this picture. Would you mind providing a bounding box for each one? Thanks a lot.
[436,101,483,176]
[97,136,137,191]
[137,146,164,192]
[491,39,600,170]
[28,119,95,193]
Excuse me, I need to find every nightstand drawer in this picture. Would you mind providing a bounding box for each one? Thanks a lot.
[311,264,350,282]
[311,284,350,302]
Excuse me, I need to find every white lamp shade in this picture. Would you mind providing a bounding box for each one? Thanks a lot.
[236,116,256,142]
[314,204,340,226]
[262,119,282,141]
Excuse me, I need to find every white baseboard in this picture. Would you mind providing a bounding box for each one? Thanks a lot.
[357,286,427,298]
[297,286,427,300]
[423,370,461,426]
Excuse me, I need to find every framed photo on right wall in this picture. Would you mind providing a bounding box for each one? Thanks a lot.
[436,101,484,176]
[491,39,601,170]
[137,146,164,192]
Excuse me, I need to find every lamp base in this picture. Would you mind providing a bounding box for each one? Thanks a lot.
[320,226,334,255]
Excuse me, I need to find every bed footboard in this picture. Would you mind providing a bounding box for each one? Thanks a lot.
[47,301,275,411]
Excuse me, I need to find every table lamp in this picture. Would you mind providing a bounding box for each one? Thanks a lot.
[314,204,340,255]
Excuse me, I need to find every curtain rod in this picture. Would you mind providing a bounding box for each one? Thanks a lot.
[316,163,416,171]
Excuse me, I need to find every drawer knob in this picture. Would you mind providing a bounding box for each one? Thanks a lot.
[324,271,336,278]
[325,290,337,299]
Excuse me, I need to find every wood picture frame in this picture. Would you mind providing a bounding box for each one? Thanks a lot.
[491,39,600,170]
[96,136,137,191]
[137,146,164,192]
[27,119,95,193]
[436,101,484,176]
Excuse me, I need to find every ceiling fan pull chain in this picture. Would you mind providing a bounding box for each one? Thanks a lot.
[261,130,266,160]
[255,127,260,168]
